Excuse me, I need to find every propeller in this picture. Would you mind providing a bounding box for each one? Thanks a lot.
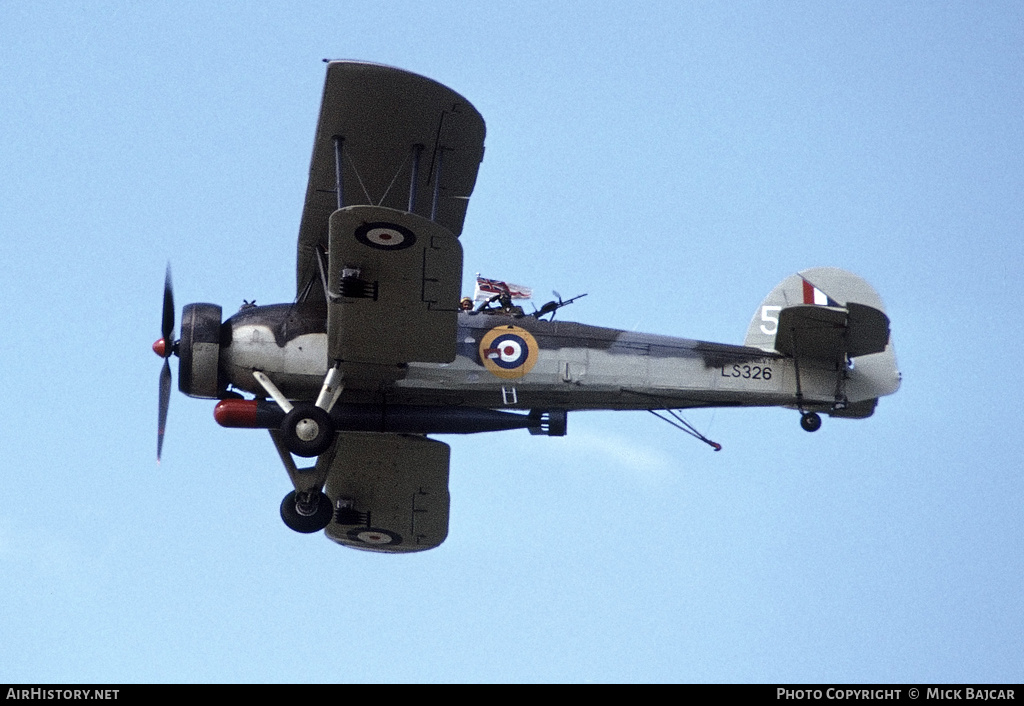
[154,265,175,462]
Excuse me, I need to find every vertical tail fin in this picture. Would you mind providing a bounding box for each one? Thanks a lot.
[745,267,901,412]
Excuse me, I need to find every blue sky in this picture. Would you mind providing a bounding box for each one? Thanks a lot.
[1,1,1022,683]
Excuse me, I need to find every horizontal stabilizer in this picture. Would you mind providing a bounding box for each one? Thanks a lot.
[829,398,877,419]
[774,305,848,362]
[773,302,890,363]
[846,302,890,358]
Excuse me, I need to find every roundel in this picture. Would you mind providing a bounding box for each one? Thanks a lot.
[354,221,416,250]
[479,325,539,379]
[347,527,402,546]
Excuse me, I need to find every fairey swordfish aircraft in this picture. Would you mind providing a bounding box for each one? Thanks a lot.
[153,61,900,552]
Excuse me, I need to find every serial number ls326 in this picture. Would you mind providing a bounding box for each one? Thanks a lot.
[721,364,773,380]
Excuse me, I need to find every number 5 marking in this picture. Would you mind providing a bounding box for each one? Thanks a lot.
[760,306,782,335]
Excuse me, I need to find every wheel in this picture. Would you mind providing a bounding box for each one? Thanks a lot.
[800,412,822,432]
[280,490,334,533]
[281,404,335,457]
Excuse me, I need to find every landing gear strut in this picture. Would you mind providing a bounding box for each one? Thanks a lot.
[251,366,343,458]
[800,411,822,432]
[280,490,334,533]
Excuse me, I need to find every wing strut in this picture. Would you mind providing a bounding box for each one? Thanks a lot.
[408,144,423,212]
[430,148,445,221]
[332,136,344,209]
[315,244,332,302]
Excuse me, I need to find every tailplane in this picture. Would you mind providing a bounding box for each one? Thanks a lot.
[745,267,900,421]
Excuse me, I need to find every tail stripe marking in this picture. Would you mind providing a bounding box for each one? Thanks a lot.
[802,278,838,306]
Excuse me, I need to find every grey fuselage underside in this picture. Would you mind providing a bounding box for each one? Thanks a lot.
[217,304,847,412]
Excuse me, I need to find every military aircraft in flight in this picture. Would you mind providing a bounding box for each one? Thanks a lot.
[153,61,900,552]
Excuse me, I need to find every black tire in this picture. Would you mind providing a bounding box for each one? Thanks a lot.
[800,412,822,432]
[280,490,333,534]
[281,404,335,457]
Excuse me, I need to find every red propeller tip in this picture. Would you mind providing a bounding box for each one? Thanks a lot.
[153,338,167,357]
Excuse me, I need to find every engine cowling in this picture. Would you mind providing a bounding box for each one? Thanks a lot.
[178,303,224,398]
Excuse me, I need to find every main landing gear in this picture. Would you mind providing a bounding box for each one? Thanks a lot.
[252,365,345,458]
[253,367,344,533]
[280,490,334,533]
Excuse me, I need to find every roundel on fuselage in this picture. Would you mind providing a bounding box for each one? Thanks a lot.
[479,325,539,379]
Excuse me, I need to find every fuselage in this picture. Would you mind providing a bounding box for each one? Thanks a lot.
[215,303,852,413]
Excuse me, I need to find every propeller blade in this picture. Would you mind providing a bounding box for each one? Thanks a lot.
[158,358,171,462]
[157,357,172,462]
[162,264,175,352]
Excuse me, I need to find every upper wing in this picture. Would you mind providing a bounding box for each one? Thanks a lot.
[296,61,486,298]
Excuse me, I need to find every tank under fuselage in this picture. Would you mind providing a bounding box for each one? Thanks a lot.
[218,304,847,412]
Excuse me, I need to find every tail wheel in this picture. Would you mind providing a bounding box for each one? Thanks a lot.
[281,404,335,457]
[800,412,822,432]
[280,490,333,533]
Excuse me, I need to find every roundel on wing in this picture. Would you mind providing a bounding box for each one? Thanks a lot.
[346,527,402,546]
[354,221,417,251]
[479,325,539,379]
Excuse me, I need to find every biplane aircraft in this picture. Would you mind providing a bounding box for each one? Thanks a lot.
[154,61,900,552]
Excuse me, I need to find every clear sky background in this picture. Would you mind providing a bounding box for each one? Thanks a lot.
[2,1,1022,684]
